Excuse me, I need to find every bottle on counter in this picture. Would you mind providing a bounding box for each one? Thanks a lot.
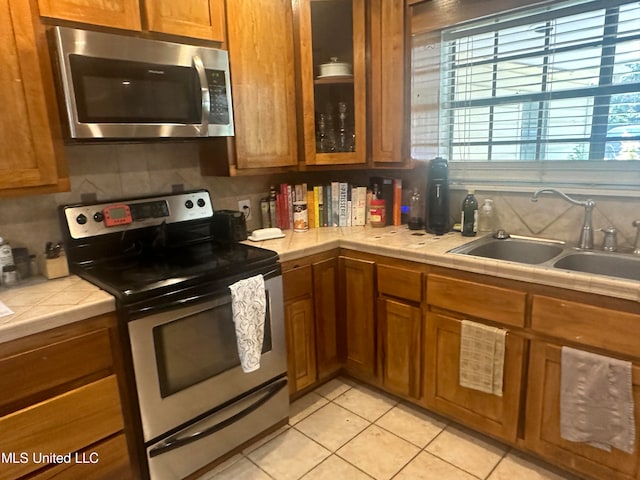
[369,184,386,227]
[477,198,495,233]
[408,187,424,230]
[461,190,478,237]
[268,185,278,229]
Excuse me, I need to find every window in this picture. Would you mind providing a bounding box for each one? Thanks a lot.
[411,0,640,190]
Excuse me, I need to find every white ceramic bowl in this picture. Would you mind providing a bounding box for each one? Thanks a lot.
[318,57,352,77]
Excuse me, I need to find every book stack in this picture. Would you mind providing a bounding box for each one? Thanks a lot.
[267,178,405,230]
[268,182,368,229]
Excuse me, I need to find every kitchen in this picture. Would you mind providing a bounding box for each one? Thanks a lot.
[1,1,640,480]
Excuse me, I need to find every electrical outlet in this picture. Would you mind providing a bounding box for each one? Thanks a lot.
[238,199,252,221]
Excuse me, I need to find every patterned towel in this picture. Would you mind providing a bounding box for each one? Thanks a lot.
[229,274,266,373]
[459,320,506,396]
[561,346,635,454]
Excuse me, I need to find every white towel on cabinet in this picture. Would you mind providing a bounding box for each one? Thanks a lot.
[459,320,506,396]
[560,346,635,454]
[229,274,266,373]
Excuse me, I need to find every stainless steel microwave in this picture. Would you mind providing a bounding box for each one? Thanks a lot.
[51,27,234,139]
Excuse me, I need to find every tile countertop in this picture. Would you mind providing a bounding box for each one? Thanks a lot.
[0,275,115,344]
[245,225,640,303]
[2,225,639,344]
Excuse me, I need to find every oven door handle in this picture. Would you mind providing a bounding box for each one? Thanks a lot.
[148,377,287,458]
[129,268,281,318]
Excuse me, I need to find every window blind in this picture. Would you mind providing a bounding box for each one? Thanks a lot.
[411,0,640,169]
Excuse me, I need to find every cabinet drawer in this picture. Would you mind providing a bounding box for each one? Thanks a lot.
[0,328,113,413]
[29,433,132,480]
[0,375,124,480]
[531,295,640,358]
[378,264,422,303]
[426,274,526,327]
[283,265,312,301]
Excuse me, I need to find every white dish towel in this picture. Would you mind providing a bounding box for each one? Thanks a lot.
[229,274,266,373]
[459,320,506,396]
[561,346,635,454]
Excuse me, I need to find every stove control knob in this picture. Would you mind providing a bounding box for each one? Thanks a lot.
[185,200,194,209]
[76,214,87,225]
[197,198,206,208]
[93,211,104,223]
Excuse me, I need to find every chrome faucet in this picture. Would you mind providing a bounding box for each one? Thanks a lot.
[633,220,640,255]
[531,188,596,249]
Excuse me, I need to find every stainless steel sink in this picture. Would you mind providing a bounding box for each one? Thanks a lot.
[449,237,565,264]
[553,251,640,281]
[449,235,640,282]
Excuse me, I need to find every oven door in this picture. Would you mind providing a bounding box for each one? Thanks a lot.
[127,274,286,443]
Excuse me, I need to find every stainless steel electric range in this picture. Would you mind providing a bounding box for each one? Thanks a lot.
[59,190,288,480]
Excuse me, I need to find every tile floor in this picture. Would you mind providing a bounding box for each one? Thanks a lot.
[199,377,582,480]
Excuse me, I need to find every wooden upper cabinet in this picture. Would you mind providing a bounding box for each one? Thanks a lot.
[37,0,225,42]
[368,0,407,165]
[295,0,367,166]
[225,0,298,171]
[143,0,225,42]
[37,0,142,31]
[1,0,67,194]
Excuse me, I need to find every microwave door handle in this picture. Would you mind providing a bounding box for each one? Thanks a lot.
[192,55,210,136]
[148,377,287,458]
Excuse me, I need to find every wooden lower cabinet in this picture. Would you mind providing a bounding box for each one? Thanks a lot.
[0,314,132,480]
[312,257,340,378]
[339,256,376,380]
[282,252,340,395]
[525,341,640,480]
[423,312,525,442]
[283,265,317,394]
[378,298,421,398]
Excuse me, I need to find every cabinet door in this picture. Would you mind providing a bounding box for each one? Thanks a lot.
[369,0,406,164]
[144,0,225,42]
[283,266,317,394]
[37,0,142,30]
[225,0,298,170]
[423,312,524,442]
[312,257,340,379]
[285,298,317,394]
[378,298,421,398]
[296,0,367,166]
[0,1,65,192]
[525,342,640,480]
[339,256,376,380]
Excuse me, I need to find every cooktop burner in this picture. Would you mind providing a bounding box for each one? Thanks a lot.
[79,242,278,301]
[60,190,280,306]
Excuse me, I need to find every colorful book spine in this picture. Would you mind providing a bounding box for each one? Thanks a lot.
[313,186,320,228]
[338,182,348,227]
[331,182,340,227]
[393,178,402,226]
[307,189,315,229]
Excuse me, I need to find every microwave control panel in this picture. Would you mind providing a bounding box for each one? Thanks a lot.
[206,69,230,125]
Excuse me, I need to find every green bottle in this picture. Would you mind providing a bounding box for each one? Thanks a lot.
[461,190,478,237]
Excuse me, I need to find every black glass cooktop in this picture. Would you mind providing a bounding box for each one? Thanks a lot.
[74,241,278,302]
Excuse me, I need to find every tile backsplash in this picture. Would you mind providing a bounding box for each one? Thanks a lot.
[0,143,638,259]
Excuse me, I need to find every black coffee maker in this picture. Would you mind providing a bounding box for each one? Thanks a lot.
[425,157,449,235]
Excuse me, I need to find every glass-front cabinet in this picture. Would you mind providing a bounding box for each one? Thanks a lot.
[296,0,366,165]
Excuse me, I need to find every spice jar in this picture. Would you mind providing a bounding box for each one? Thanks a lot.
[369,198,386,227]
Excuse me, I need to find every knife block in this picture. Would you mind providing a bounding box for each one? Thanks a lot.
[39,254,69,279]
